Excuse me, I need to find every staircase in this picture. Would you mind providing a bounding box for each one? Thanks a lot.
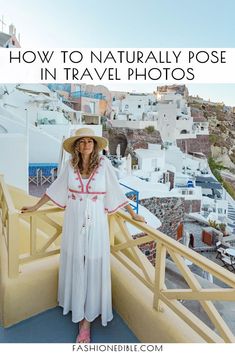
[228,203,235,234]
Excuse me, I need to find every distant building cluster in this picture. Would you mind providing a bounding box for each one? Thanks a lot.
[0,17,21,47]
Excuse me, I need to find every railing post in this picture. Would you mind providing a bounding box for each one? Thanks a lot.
[30,215,37,256]
[8,211,19,278]
[153,242,166,311]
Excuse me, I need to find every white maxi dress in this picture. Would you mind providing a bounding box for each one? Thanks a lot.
[46,155,129,326]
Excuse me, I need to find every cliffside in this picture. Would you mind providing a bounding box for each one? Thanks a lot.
[188,100,235,198]
[103,127,162,157]
[188,101,235,171]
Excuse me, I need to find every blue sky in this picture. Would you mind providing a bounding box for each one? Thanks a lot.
[1,0,235,105]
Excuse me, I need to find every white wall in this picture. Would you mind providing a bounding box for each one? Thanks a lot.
[37,110,68,124]
[111,120,158,130]
[40,124,103,141]
[176,118,194,134]
[148,144,162,151]
[113,94,156,121]
[0,114,61,163]
[0,110,103,163]
[165,146,184,172]
[157,103,177,142]
[0,133,28,192]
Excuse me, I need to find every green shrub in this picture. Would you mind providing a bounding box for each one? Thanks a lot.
[223,180,235,199]
[144,126,155,134]
[208,220,219,230]
[209,134,217,145]
[208,157,235,200]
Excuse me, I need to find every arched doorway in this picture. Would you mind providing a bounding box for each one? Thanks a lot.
[109,134,128,156]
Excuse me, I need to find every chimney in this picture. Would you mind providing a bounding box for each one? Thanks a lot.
[9,24,16,36]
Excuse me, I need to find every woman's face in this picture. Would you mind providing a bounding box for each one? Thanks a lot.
[76,137,95,156]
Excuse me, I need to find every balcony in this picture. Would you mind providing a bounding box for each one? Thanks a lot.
[0,175,235,343]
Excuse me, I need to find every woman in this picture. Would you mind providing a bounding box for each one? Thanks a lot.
[21,127,145,343]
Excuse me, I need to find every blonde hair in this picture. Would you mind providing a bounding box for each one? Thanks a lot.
[71,138,100,175]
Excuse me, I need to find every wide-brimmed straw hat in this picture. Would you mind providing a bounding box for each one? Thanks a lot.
[63,127,108,153]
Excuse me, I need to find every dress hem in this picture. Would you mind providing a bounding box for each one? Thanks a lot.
[58,304,113,326]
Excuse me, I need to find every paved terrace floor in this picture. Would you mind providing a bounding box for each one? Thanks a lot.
[0,309,138,343]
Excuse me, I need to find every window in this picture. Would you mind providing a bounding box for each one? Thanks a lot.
[138,105,141,109]
[218,208,223,214]
[164,172,169,183]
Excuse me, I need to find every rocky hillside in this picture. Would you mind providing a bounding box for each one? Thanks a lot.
[189,101,235,171]
[103,127,162,157]
[188,99,235,198]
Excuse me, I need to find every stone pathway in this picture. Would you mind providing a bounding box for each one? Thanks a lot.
[183,221,207,248]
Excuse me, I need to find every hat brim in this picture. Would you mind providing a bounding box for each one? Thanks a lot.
[63,135,108,153]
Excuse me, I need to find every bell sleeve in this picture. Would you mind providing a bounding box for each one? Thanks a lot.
[45,160,69,208]
[103,157,129,214]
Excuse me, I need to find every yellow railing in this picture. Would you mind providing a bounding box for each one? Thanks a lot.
[0,175,63,277]
[109,211,235,343]
[1,175,235,342]
[0,175,20,278]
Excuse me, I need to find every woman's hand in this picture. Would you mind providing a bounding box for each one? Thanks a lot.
[132,214,146,223]
[20,194,50,213]
[21,205,39,213]
[125,204,147,223]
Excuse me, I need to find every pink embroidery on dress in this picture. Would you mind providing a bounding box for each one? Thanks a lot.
[71,194,76,200]
[91,195,98,202]
[68,188,106,195]
[76,170,84,192]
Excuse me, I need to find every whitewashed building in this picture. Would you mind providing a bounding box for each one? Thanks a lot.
[111,89,209,143]
[111,93,157,121]
[156,92,195,142]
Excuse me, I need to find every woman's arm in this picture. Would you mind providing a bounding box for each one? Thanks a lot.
[125,204,146,222]
[21,194,50,213]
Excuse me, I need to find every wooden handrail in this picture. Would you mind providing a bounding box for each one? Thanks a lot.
[110,210,235,343]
